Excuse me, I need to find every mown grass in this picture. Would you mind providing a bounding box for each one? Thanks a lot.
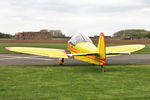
[0,65,150,100]
[0,43,149,54]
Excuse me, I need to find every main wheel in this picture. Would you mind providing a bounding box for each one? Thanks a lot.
[101,65,105,72]
[59,58,64,65]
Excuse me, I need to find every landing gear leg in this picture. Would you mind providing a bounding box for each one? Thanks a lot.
[59,58,64,65]
[101,65,105,72]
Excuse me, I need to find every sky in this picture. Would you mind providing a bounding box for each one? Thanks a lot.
[0,0,150,36]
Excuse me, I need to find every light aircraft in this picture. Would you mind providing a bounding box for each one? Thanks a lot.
[5,33,145,72]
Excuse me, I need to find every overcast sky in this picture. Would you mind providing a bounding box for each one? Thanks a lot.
[0,0,150,36]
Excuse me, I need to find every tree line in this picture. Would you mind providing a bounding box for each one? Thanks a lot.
[113,29,150,39]
[0,32,14,38]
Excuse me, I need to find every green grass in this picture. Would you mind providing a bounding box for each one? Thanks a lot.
[0,43,149,54]
[0,65,150,100]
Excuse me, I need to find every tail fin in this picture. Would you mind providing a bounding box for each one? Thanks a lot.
[97,32,106,65]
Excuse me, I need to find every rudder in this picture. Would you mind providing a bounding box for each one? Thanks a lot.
[97,32,106,65]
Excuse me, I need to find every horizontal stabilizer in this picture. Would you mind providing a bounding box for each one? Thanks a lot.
[106,52,131,55]
[68,53,98,57]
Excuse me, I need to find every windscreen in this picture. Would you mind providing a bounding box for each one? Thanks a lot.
[68,34,93,45]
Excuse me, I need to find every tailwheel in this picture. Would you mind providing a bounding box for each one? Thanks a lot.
[101,65,105,72]
[59,58,64,65]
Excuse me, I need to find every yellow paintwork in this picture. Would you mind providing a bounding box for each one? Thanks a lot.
[68,33,106,65]
[106,44,145,57]
[5,33,145,66]
[68,42,102,65]
[6,47,68,58]
[98,33,106,65]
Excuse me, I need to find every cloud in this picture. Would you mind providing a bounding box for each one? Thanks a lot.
[0,0,150,36]
[8,0,148,13]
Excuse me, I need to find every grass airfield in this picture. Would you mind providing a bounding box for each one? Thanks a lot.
[0,43,150,100]
[0,65,150,100]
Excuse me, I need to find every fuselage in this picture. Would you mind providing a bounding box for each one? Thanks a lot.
[68,42,97,54]
[67,33,106,65]
[68,42,102,65]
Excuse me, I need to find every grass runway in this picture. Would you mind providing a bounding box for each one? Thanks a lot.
[0,65,150,100]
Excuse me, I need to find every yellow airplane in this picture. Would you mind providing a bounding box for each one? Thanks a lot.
[5,33,145,72]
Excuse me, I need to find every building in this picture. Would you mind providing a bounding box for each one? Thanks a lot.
[50,30,66,38]
[15,30,52,40]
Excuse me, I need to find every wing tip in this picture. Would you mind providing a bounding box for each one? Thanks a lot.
[5,47,11,50]
[142,44,145,48]
[137,44,145,49]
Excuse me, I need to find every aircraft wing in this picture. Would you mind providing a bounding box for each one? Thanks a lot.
[106,44,145,57]
[6,47,98,58]
[5,47,68,58]
[69,44,145,57]
[5,44,145,58]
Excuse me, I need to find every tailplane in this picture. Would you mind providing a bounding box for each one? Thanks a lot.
[97,32,106,65]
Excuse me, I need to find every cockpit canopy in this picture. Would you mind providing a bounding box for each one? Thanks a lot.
[68,34,93,45]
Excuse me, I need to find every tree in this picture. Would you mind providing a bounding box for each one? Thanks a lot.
[0,32,14,38]
[113,29,150,39]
